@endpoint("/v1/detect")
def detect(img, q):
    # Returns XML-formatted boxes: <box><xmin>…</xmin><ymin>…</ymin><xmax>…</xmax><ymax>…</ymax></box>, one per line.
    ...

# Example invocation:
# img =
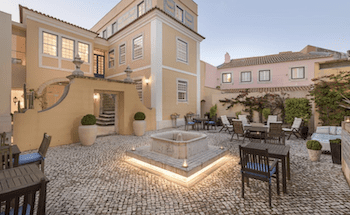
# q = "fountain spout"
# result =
<box><xmin>176</xmin><ymin>133</ymin><xmax>183</xmax><ymax>141</ymax></box>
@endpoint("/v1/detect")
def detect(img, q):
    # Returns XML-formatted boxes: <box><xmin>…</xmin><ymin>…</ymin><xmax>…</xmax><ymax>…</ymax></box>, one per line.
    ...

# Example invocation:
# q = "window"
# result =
<box><xmin>43</xmin><ymin>32</ymin><xmax>57</xmax><ymax>56</ymax></box>
<box><xmin>61</xmin><ymin>38</ymin><xmax>74</xmax><ymax>60</ymax></box>
<box><xmin>177</xmin><ymin>38</ymin><xmax>188</xmax><ymax>63</ymax></box>
<box><xmin>112</xmin><ymin>22</ymin><xmax>117</xmax><ymax>34</ymax></box>
<box><xmin>291</xmin><ymin>67</ymin><xmax>305</xmax><ymax>79</ymax></box>
<box><xmin>78</xmin><ymin>42</ymin><xmax>89</xmax><ymax>63</ymax></box>
<box><xmin>137</xmin><ymin>1</ymin><xmax>145</xmax><ymax>17</ymax></box>
<box><xmin>222</xmin><ymin>73</ymin><xmax>232</xmax><ymax>83</ymax></box>
<box><xmin>103</xmin><ymin>30</ymin><xmax>107</xmax><ymax>39</ymax></box>
<box><xmin>119</xmin><ymin>44</ymin><xmax>126</xmax><ymax>65</ymax></box>
<box><xmin>135</xmin><ymin>79</ymin><xmax>143</xmax><ymax>101</ymax></box>
<box><xmin>175</xmin><ymin>6</ymin><xmax>183</xmax><ymax>22</ymax></box>
<box><xmin>133</xmin><ymin>35</ymin><xmax>143</xmax><ymax>60</ymax></box>
<box><xmin>240</xmin><ymin>71</ymin><xmax>251</xmax><ymax>82</ymax></box>
<box><xmin>94</xmin><ymin>52</ymin><xmax>105</xmax><ymax>78</ymax></box>
<box><xmin>259</xmin><ymin>70</ymin><xmax>270</xmax><ymax>81</ymax></box>
<box><xmin>177</xmin><ymin>80</ymin><xmax>188</xmax><ymax>102</ymax></box>
<box><xmin>108</xmin><ymin>50</ymin><xmax>115</xmax><ymax>68</ymax></box>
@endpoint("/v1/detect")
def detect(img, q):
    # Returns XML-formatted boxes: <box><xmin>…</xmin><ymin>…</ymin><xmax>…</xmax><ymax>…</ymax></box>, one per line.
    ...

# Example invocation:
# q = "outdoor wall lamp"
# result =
<box><xmin>13</xmin><ymin>97</ymin><xmax>19</xmax><ymax>104</ymax></box>
<box><xmin>93</xmin><ymin>93</ymin><xmax>99</xmax><ymax>100</ymax></box>
<box><xmin>145</xmin><ymin>78</ymin><xmax>150</xmax><ymax>85</ymax></box>
<box><xmin>345</xmin><ymin>116</ymin><xmax>350</xmax><ymax>123</ymax></box>
<box><xmin>182</xmin><ymin>159</ymin><xmax>188</xmax><ymax>168</ymax></box>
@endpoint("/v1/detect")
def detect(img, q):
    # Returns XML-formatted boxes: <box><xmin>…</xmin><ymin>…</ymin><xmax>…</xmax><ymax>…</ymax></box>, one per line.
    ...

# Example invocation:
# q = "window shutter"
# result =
<box><xmin>133</xmin><ymin>36</ymin><xmax>143</xmax><ymax>60</ymax></box>
<box><xmin>177</xmin><ymin>39</ymin><xmax>188</xmax><ymax>63</ymax></box>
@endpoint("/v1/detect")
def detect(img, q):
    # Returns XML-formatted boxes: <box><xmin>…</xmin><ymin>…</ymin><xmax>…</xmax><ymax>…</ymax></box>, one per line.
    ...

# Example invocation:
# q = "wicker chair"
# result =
<box><xmin>0</xmin><ymin>145</ymin><xmax>13</xmax><ymax>170</ymax></box>
<box><xmin>239</xmin><ymin>146</ymin><xmax>280</xmax><ymax>207</ymax></box>
<box><xmin>266</xmin><ymin>122</ymin><xmax>285</xmax><ymax>145</ymax></box>
<box><xmin>18</xmin><ymin>133</ymin><xmax>51</xmax><ymax>173</ymax></box>
<box><xmin>231</xmin><ymin>120</ymin><xmax>250</xmax><ymax>142</ymax></box>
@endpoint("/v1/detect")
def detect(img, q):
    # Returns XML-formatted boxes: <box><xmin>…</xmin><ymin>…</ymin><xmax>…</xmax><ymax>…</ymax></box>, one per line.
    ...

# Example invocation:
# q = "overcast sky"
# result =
<box><xmin>2</xmin><ymin>0</ymin><xmax>350</xmax><ymax>66</ymax></box>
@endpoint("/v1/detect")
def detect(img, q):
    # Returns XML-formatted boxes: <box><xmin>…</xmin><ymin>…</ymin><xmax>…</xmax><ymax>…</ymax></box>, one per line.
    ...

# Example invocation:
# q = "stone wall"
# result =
<box><xmin>342</xmin><ymin>122</ymin><xmax>350</xmax><ymax>186</ymax></box>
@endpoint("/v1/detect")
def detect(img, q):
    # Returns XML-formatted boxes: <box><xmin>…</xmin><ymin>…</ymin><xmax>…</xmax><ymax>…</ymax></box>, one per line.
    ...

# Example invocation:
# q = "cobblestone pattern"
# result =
<box><xmin>27</xmin><ymin>128</ymin><xmax>350</xmax><ymax>214</ymax></box>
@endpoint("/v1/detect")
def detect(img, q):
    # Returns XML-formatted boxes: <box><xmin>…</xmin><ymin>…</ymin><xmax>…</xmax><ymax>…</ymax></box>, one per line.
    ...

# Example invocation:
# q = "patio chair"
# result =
<box><xmin>184</xmin><ymin>116</ymin><xmax>196</xmax><ymax>131</ymax></box>
<box><xmin>18</xmin><ymin>133</ymin><xmax>51</xmax><ymax>173</ymax></box>
<box><xmin>0</xmin><ymin>178</ymin><xmax>47</xmax><ymax>215</ymax></box>
<box><xmin>265</xmin><ymin>115</ymin><xmax>278</xmax><ymax>127</ymax></box>
<box><xmin>1</xmin><ymin>132</ymin><xmax>9</xmax><ymax>146</ymax></box>
<box><xmin>205</xmin><ymin>114</ymin><xmax>217</xmax><ymax>130</ymax></box>
<box><xmin>282</xmin><ymin>117</ymin><xmax>303</xmax><ymax>140</ymax></box>
<box><xmin>0</xmin><ymin>145</ymin><xmax>13</xmax><ymax>170</ymax></box>
<box><xmin>231</xmin><ymin>120</ymin><xmax>250</xmax><ymax>142</ymax></box>
<box><xmin>239</xmin><ymin>146</ymin><xmax>280</xmax><ymax>207</ymax></box>
<box><xmin>266</xmin><ymin>122</ymin><xmax>285</xmax><ymax>145</ymax></box>
<box><xmin>192</xmin><ymin>114</ymin><xmax>202</xmax><ymax>130</ymax></box>
<box><xmin>219</xmin><ymin>115</ymin><xmax>233</xmax><ymax>133</ymax></box>
<box><xmin>238</xmin><ymin>115</ymin><xmax>252</xmax><ymax>127</ymax></box>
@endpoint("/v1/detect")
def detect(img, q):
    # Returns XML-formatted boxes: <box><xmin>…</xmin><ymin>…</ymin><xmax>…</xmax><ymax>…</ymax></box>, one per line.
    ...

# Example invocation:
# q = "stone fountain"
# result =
<box><xmin>126</xmin><ymin>131</ymin><xmax>228</xmax><ymax>187</ymax></box>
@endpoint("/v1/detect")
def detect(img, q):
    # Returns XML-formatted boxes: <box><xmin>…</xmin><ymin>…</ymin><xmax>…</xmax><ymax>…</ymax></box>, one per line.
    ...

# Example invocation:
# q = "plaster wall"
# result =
<box><xmin>203</xmin><ymin>61</ymin><xmax>219</xmax><ymax>88</ymax></box>
<box><xmin>13</xmin><ymin>76</ymin><xmax>156</xmax><ymax>152</ymax></box>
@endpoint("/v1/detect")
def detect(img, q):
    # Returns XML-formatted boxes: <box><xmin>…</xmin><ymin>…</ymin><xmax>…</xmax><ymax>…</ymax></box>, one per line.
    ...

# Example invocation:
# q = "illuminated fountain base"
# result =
<box><xmin>126</xmin><ymin>131</ymin><xmax>228</xmax><ymax>187</ymax></box>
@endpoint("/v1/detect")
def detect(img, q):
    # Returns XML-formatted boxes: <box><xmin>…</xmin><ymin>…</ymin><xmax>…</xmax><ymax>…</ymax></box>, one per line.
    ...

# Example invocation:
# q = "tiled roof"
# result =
<box><xmin>222</xmin><ymin>86</ymin><xmax>311</xmax><ymax>93</ymax></box>
<box><xmin>218</xmin><ymin>52</ymin><xmax>332</xmax><ymax>69</ymax></box>
<box><xmin>19</xmin><ymin>5</ymin><xmax>98</xmax><ymax>35</ymax></box>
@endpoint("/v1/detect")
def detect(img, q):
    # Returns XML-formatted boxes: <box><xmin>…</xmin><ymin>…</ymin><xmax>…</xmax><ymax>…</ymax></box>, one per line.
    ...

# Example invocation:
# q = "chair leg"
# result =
<box><xmin>241</xmin><ymin>174</ymin><xmax>245</xmax><ymax>198</ymax></box>
<box><xmin>276</xmin><ymin>162</ymin><xmax>280</xmax><ymax>195</ymax></box>
<box><xmin>269</xmin><ymin>182</ymin><xmax>272</xmax><ymax>207</ymax></box>
<box><xmin>41</xmin><ymin>160</ymin><xmax>45</xmax><ymax>173</ymax></box>
<box><xmin>287</xmin><ymin>132</ymin><xmax>292</xmax><ymax>140</ymax></box>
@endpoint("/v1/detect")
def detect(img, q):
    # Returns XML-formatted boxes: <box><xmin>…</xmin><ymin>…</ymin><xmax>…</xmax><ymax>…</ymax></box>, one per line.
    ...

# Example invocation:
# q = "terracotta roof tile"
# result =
<box><xmin>19</xmin><ymin>5</ymin><xmax>98</xmax><ymax>35</ymax></box>
<box><xmin>222</xmin><ymin>85</ymin><xmax>311</xmax><ymax>93</ymax></box>
<box><xmin>218</xmin><ymin>52</ymin><xmax>332</xmax><ymax>69</ymax></box>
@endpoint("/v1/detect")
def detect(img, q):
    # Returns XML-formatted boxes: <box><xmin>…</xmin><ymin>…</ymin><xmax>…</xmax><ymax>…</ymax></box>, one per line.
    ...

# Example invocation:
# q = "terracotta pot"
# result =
<box><xmin>78</xmin><ymin>125</ymin><xmax>97</xmax><ymax>146</ymax></box>
<box><xmin>133</xmin><ymin>120</ymin><xmax>146</xmax><ymax>136</ymax></box>
<box><xmin>307</xmin><ymin>149</ymin><xmax>322</xmax><ymax>162</ymax></box>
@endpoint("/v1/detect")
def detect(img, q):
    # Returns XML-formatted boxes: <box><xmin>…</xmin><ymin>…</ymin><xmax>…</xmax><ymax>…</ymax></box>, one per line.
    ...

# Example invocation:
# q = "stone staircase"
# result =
<box><xmin>96</xmin><ymin>111</ymin><xmax>115</xmax><ymax>126</ymax></box>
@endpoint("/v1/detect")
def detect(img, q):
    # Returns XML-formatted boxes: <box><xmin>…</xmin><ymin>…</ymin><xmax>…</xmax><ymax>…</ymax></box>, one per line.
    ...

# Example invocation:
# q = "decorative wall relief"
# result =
<box><xmin>164</xmin><ymin>0</ymin><xmax>175</xmax><ymax>17</ymax></box>
<box><xmin>184</xmin><ymin>11</ymin><xmax>194</xmax><ymax>30</ymax></box>
<box><xmin>118</xmin><ymin>6</ymin><xmax>137</xmax><ymax>30</ymax></box>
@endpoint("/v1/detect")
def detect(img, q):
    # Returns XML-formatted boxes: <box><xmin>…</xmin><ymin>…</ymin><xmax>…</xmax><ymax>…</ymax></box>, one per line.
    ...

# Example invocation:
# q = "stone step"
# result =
<box><xmin>97</xmin><ymin>117</ymin><xmax>115</xmax><ymax>122</ymax></box>
<box><xmin>102</xmin><ymin>111</ymin><xmax>115</xmax><ymax>115</ymax></box>
<box><xmin>99</xmin><ymin>114</ymin><xmax>115</xmax><ymax>118</ymax></box>
<box><xmin>96</xmin><ymin>121</ymin><xmax>115</xmax><ymax>126</ymax></box>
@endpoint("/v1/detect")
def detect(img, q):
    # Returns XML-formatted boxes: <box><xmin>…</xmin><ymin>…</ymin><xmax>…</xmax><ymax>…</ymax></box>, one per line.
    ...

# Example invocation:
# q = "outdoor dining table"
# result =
<box><xmin>245</xmin><ymin>123</ymin><xmax>269</xmax><ymax>142</ymax></box>
<box><xmin>193</xmin><ymin>117</ymin><xmax>210</xmax><ymax>130</ymax></box>
<box><xmin>1</xmin><ymin>145</ymin><xmax>21</xmax><ymax>167</ymax></box>
<box><xmin>243</xmin><ymin>141</ymin><xmax>291</xmax><ymax>193</ymax></box>
<box><xmin>0</xmin><ymin>164</ymin><xmax>49</xmax><ymax>214</ymax></box>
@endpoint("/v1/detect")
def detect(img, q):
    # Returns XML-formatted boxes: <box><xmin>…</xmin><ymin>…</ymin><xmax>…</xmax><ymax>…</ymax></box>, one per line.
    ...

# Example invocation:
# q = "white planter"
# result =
<box><xmin>79</xmin><ymin>125</ymin><xmax>97</xmax><ymax>146</ymax></box>
<box><xmin>133</xmin><ymin>120</ymin><xmax>146</xmax><ymax>136</ymax></box>
<box><xmin>308</xmin><ymin>149</ymin><xmax>322</xmax><ymax>162</ymax></box>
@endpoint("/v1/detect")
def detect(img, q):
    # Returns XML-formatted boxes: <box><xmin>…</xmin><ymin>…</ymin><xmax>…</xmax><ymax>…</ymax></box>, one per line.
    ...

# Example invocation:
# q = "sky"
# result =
<box><xmin>2</xmin><ymin>0</ymin><xmax>350</xmax><ymax>66</ymax></box>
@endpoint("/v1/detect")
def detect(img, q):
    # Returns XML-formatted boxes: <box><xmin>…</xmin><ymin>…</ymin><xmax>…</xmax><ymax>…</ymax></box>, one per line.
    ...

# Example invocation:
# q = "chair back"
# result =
<box><xmin>1</xmin><ymin>132</ymin><xmax>8</xmax><ymax>146</ymax></box>
<box><xmin>267</xmin><ymin>115</ymin><xmax>278</xmax><ymax>126</ymax></box>
<box><xmin>269</xmin><ymin>122</ymin><xmax>282</xmax><ymax>136</ymax></box>
<box><xmin>221</xmin><ymin>115</ymin><xmax>230</xmax><ymax>126</ymax></box>
<box><xmin>38</xmin><ymin>133</ymin><xmax>51</xmax><ymax>158</ymax></box>
<box><xmin>0</xmin><ymin>178</ymin><xmax>47</xmax><ymax>215</ymax></box>
<box><xmin>239</xmin><ymin>146</ymin><xmax>270</xmax><ymax>178</ymax></box>
<box><xmin>291</xmin><ymin>118</ymin><xmax>303</xmax><ymax>129</ymax></box>
<box><xmin>238</xmin><ymin>115</ymin><xmax>249</xmax><ymax>125</ymax></box>
<box><xmin>232</xmin><ymin>120</ymin><xmax>244</xmax><ymax>135</ymax></box>
<box><xmin>0</xmin><ymin>145</ymin><xmax>13</xmax><ymax>170</ymax></box>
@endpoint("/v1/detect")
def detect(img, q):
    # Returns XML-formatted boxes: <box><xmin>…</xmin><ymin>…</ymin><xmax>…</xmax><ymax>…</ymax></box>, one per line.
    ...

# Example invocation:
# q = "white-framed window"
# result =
<box><xmin>175</xmin><ymin>5</ymin><xmax>183</xmax><ymax>22</ymax></box>
<box><xmin>241</xmin><ymin>71</ymin><xmax>251</xmax><ymax>82</ymax></box>
<box><xmin>259</xmin><ymin>70</ymin><xmax>270</xmax><ymax>82</ymax></box>
<box><xmin>291</xmin><ymin>67</ymin><xmax>305</xmax><ymax>79</ymax></box>
<box><xmin>119</xmin><ymin>43</ymin><xmax>126</xmax><ymax>65</ymax></box>
<box><xmin>78</xmin><ymin>42</ymin><xmax>90</xmax><ymax>63</ymax></box>
<box><xmin>43</xmin><ymin>32</ymin><xmax>58</xmax><ymax>56</ymax></box>
<box><xmin>135</xmin><ymin>79</ymin><xmax>143</xmax><ymax>101</ymax></box>
<box><xmin>222</xmin><ymin>73</ymin><xmax>232</xmax><ymax>83</ymax></box>
<box><xmin>61</xmin><ymin>37</ymin><xmax>74</xmax><ymax>60</ymax></box>
<box><xmin>176</xmin><ymin>38</ymin><xmax>188</xmax><ymax>63</ymax></box>
<box><xmin>133</xmin><ymin>35</ymin><xmax>143</xmax><ymax>60</ymax></box>
<box><xmin>108</xmin><ymin>50</ymin><xmax>115</xmax><ymax>68</ymax></box>
<box><xmin>112</xmin><ymin>22</ymin><xmax>117</xmax><ymax>34</ymax></box>
<box><xmin>137</xmin><ymin>1</ymin><xmax>145</xmax><ymax>17</ymax></box>
<box><xmin>103</xmin><ymin>30</ymin><xmax>107</xmax><ymax>39</ymax></box>
<box><xmin>177</xmin><ymin>79</ymin><xmax>188</xmax><ymax>102</ymax></box>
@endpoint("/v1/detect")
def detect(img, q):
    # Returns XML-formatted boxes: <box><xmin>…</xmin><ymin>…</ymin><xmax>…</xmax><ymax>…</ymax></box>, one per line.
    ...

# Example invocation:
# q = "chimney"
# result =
<box><xmin>225</xmin><ymin>52</ymin><xmax>230</xmax><ymax>63</ymax></box>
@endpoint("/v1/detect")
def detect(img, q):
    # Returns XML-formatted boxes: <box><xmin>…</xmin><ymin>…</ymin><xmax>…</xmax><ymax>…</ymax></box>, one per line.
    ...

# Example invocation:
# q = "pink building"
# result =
<box><xmin>206</xmin><ymin>45</ymin><xmax>344</xmax><ymax>91</ymax></box>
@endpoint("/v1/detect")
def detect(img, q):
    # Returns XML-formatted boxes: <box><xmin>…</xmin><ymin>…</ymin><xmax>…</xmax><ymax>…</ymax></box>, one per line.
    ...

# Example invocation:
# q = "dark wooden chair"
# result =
<box><xmin>266</xmin><ymin>123</ymin><xmax>285</xmax><ymax>145</ymax></box>
<box><xmin>184</xmin><ymin>116</ymin><xmax>196</xmax><ymax>131</ymax></box>
<box><xmin>239</xmin><ymin>146</ymin><xmax>280</xmax><ymax>207</ymax></box>
<box><xmin>231</xmin><ymin>120</ymin><xmax>250</xmax><ymax>142</ymax></box>
<box><xmin>1</xmin><ymin>132</ymin><xmax>8</xmax><ymax>146</ymax></box>
<box><xmin>205</xmin><ymin>114</ymin><xmax>217</xmax><ymax>130</ymax></box>
<box><xmin>0</xmin><ymin>145</ymin><xmax>13</xmax><ymax>170</ymax></box>
<box><xmin>0</xmin><ymin>178</ymin><xmax>47</xmax><ymax>215</ymax></box>
<box><xmin>18</xmin><ymin>133</ymin><xmax>51</xmax><ymax>173</ymax></box>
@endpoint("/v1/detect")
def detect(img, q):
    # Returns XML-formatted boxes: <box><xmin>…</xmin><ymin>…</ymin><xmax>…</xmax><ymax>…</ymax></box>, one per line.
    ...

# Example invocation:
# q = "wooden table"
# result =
<box><xmin>193</xmin><ymin>118</ymin><xmax>210</xmax><ymax>130</ymax></box>
<box><xmin>245</xmin><ymin>124</ymin><xmax>268</xmax><ymax>142</ymax></box>
<box><xmin>243</xmin><ymin>141</ymin><xmax>291</xmax><ymax>193</ymax></box>
<box><xmin>1</xmin><ymin>145</ymin><xmax>21</xmax><ymax>167</ymax></box>
<box><xmin>0</xmin><ymin>164</ymin><xmax>49</xmax><ymax>214</ymax></box>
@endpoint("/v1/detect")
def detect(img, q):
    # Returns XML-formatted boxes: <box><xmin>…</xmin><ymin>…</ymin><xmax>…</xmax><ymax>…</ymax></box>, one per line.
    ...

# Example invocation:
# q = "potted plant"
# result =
<box><xmin>262</xmin><ymin>108</ymin><xmax>271</xmax><ymax>125</ymax></box>
<box><xmin>330</xmin><ymin>138</ymin><xmax>341</xmax><ymax>164</ymax></box>
<box><xmin>235</xmin><ymin>111</ymin><xmax>242</xmax><ymax>119</ymax></box>
<box><xmin>133</xmin><ymin>112</ymin><xmax>146</xmax><ymax>136</ymax></box>
<box><xmin>209</xmin><ymin>104</ymin><xmax>217</xmax><ymax>119</ymax></box>
<box><xmin>306</xmin><ymin>140</ymin><xmax>322</xmax><ymax>162</ymax></box>
<box><xmin>79</xmin><ymin>114</ymin><xmax>97</xmax><ymax>146</ymax></box>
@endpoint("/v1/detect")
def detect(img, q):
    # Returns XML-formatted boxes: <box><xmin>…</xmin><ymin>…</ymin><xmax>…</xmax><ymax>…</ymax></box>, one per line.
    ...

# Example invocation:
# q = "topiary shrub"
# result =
<box><xmin>81</xmin><ymin>114</ymin><xmax>96</xmax><ymax>125</ymax></box>
<box><xmin>306</xmin><ymin>140</ymin><xmax>322</xmax><ymax>150</ymax></box>
<box><xmin>262</xmin><ymin>108</ymin><xmax>271</xmax><ymax>121</ymax></box>
<box><xmin>134</xmin><ymin>112</ymin><xmax>146</xmax><ymax>120</ymax></box>
<box><xmin>209</xmin><ymin>104</ymin><xmax>217</xmax><ymax>118</ymax></box>
<box><xmin>330</xmin><ymin>138</ymin><xmax>341</xmax><ymax>145</ymax></box>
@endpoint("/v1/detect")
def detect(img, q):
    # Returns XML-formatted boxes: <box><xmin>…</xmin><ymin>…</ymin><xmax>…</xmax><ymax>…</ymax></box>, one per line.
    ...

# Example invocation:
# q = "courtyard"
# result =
<box><xmin>38</xmin><ymin>128</ymin><xmax>350</xmax><ymax>214</ymax></box>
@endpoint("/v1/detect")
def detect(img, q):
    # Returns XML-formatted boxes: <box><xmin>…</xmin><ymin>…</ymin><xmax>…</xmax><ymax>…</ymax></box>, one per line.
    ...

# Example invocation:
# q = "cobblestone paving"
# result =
<box><xmin>35</xmin><ymin>127</ymin><xmax>350</xmax><ymax>214</ymax></box>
